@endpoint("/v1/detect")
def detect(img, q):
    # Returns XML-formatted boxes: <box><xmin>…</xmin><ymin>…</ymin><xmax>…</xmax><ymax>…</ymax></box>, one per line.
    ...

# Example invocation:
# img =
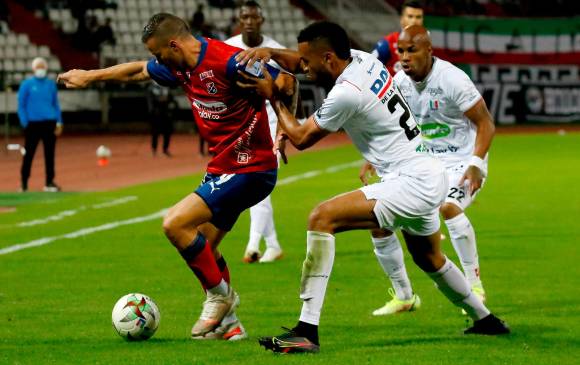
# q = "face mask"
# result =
<box><xmin>34</xmin><ymin>69</ymin><xmax>47</xmax><ymax>78</ymax></box>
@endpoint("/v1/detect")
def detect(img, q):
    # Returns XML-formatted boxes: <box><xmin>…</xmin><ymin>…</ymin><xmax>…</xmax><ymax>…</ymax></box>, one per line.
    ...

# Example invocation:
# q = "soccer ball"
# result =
<box><xmin>112</xmin><ymin>293</ymin><xmax>160</xmax><ymax>341</ymax></box>
<box><xmin>96</xmin><ymin>145</ymin><xmax>112</xmax><ymax>158</ymax></box>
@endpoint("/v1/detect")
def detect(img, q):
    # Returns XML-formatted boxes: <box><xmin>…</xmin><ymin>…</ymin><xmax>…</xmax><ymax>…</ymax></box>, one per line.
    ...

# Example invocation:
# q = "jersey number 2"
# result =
<box><xmin>388</xmin><ymin>94</ymin><xmax>420</xmax><ymax>140</ymax></box>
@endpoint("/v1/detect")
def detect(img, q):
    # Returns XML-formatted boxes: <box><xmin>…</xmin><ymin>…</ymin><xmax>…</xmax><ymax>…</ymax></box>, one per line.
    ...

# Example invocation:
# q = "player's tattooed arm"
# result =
<box><xmin>460</xmin><ymin>98</ymin><xmax>496</xmax><ymax>195</ymax></box>
<box><xmin>58</xmin><ymin>61</ymin><xmax>150</xmax><ymax>88</ymax></box>
<box><xmin>235</xmin><ymin>47</ymin><xmax>303</xmax><ymax>74</ymax></box>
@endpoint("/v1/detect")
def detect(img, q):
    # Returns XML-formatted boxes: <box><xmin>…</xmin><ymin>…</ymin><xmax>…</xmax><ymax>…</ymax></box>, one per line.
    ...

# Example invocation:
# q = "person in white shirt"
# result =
<box><xmin>225</xmin><ymin>0</ymin><xmax>284</xmax><ymax>263</ymax></box>
<box><xmin>235</xmin><ymin>21</ymin><xmax>508</xmax><ymax>354</ymax></box>
<box><xmin>367</xmin><ymin>25</ymin><xmax>496</xmax><ymax>316</ymax></box>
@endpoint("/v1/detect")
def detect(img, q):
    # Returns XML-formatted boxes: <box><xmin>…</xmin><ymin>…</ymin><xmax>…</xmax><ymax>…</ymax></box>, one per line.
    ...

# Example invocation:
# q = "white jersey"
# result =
<box><xmin>225</xmin><ymin>34</ymin><xmax>285</xmax><ymax>141</ymax></box>
<box><xmin>313</xmin><ymin>50</ymin><xmax>433</xmax><ymax>177</ymax></box>
<box><xmin>394</xmin><ymin>57</ymin><xmax>482</xmax><ymax>169</ymax></box>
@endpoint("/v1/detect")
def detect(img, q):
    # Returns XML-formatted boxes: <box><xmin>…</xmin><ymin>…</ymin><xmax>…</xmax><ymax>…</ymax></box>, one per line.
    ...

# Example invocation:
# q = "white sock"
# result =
<box><xmin>446</xmin><ymin>213</ymin><xmax>482</xmax><ymax>288</ymax></box>
<box><xmin>262</xmin><ymin>196</ymin><xmax>281</xmax><ymax>250</ymax></box>
<box><xmin>207</xmin><ymin>279</ymin><xmax>229</xmax><ymax>296</ymax></box>
<box><xmin>222</xmin><ymin>311</ymin><xmax>239</xmax><ymax>325</ymax></box>
<box><xmin>427</xmin><ymin>257</ymin><xmax>490</xmax><ymax>320</ymax></box>
<box><xmin>264</xmin><ymin>219</ymin><xmax>281</xmax><ymax>251</ymax></box>
<box><xmin>372</xmin><ymin>234</ymin><xmax>413</xmax><ymax>300</ymax></box>
<box><xmin>299</xmin><ymin>231</ymin><xmax>335</xmax><ymax>326</ymax></box>
<box><xmin>246</xmin><ymin>195</ymin><xmax>275</xmax><ymax>252</ymax></box>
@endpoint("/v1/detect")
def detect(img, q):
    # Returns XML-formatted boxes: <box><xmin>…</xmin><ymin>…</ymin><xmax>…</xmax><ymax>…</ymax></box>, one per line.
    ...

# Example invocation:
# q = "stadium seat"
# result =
<box><xmin>38</xmin><ymin>46</ymin><xmax>51</xmax><ymax>58</ymax></box>
<box><xmin>27</xmin><ymin>46</ymin><xmax>39</xmax><ymax>58</ymax></box>
<box><xmin>16</xmin><ymin>46</ymin><xmax>28</xmax><ymax>59</ymax></box>
<box><xmin>126</xmin><ymin>0</ymin><xmax>139</xmax><ymax>10</ymax></box>
<box><xmin>3</xmin><ymin>60</ymin><xmax>15</xmax><ymax>72</ymax></box>
<box><xmin>15</xmin><ymin>60</ymin><xmax>27</xmax><ymax>72</ymax></box>
<box><xmin>4</xmin><ymin>47</ymin><xmax>15</xmax><ymax>59</ymax></box>
<box><xmin>48</xmin><ymin>58</ymin><xmax>62</xmax><ymax>71</ymax></box>
<box><xmin>6</xmin><ymin>33</ymin><xmax>18</xmax><ymax>46</ymax></box>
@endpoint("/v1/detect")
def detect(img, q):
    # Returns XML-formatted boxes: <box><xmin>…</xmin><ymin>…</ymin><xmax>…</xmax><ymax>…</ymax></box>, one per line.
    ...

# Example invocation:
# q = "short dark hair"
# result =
<box><xmin>401</xmin><ymin>0</ymin><xmax>423</xmax><ymax>13</ymax></box>
<box><xmin>241</xmin><ymin>1</ymin><xmax>262</xmax><ymax>9</ymax></box>
<box><xmin>142</xmin><ymin>13</ymin><xmax>191</xmax><ymax>43</ymax></box>
<box><xmin>297</xmin><ymin>21</ymin><xmax>350</xmax><ymax>60</ymax></box>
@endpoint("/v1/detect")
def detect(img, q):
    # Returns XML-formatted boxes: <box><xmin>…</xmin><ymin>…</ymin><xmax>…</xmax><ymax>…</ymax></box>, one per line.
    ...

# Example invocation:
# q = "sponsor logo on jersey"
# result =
<box><xmin>427</xmin><ymin>145</ymin><xmax>460</xmax><ymax>154</ymax></box>
<box><xmin>206</xmin><ymin>82</ymin><xmax>218</xmax><ymax>95</ymax></box>
<box><xmin>199</xmin><ymin>70</ymin><xmax>214</xmax><ymax>81</ymax></box>
<box><xmin>370</xmin><ymin>69</ymin><xmax>393</xmax><ymax>100</ymax></box>
<box><xmin>420</xmin><ymin>122</ymin><xmax>451</xmax><ymax>139</ymax></box>
<box><xmin>192</xmin><ymin>99</ymin><xmax>227</xmax><ymax>120</ymax></box>
<box><xmin>428</xmin><ymin>87</ymin><xmax>444</xmax><ymax>96</ymax></box>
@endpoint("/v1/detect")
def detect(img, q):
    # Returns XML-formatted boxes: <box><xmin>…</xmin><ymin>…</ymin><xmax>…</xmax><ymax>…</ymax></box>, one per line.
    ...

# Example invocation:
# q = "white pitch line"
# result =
<box><xmin>277</xmin><ymin>160</ymin><xmax>363</xmax><ymax>185</ymax></box>
<box><xmin>15</xmin><ymin>196</ymin><xmax>138</xmax><ymax>227</ymax></box>
<box><xmin>92</xmin><ymin>196</ymin><xmax>138</xmax><ymax>209</ymax></box>
<box><xmin>0</xmin><ymin>210</ymin><xmax>167</xmax><ymax>256</ymax></box>
<box><xmin>0</xmin><ymin>161</ymin><xmax>362</xmax><ymax>256</ymax></box>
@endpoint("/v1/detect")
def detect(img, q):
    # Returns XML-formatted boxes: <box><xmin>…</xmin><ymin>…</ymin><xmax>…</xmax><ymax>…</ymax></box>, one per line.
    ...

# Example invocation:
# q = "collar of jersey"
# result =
<box><xmin>191</xmin><ymin>35</ymin><xmax>208</xmax><ymax>72</ymax></box>
<box><xmin>414</xmin><ymin>56</ymin><xmax>438</xmax><ymax>91</ymax></box>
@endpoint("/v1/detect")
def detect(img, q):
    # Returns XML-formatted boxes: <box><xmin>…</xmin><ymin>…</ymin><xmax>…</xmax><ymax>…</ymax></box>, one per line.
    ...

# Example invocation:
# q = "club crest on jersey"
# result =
<box><xmin>429</xmin><ymin>100</ymin><xmax>440</xmax><ymax>110</ymax></box>
<box><xmin>199</xmin><ymin>70</ymin><xmax>214</xmax><ymax>81</ymax></box>
<box><xmin>237</xmin><ymin>152</ymin><xmax>249</xmax><ymax>164</ymax></box>
<box><xmin>206</xmin><ymin>82</ymin><xmax>218</xmax><ymax>95</ymax></box>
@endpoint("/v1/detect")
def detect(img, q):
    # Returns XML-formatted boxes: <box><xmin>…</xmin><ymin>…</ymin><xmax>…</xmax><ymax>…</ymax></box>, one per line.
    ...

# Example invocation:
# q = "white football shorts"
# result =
<box><xmin>360</xmin><ymin>159</ymin><xmax>448</xmax><ymax>236</ymax></box>
<box><xmin>444</xmin><ymin>161</ymin><xmax>486</xmax><ymax>210</ymax></box>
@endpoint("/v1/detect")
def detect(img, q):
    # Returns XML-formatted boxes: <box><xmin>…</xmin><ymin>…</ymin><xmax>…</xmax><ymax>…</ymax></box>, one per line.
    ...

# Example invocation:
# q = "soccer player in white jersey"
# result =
<box><xmin>235</xmin><ymin>21</ymin><xmax>509</xmax><ymax>354</ymax></box>
<box><xmin>225</xmin><ymin>0</ymin><xmax>284</xmax><ymax>263</ymax></box>
<box><xmin>368</xmin><ymin>25</ymin><xmax>496</xmax><ymax>317</ymax></box>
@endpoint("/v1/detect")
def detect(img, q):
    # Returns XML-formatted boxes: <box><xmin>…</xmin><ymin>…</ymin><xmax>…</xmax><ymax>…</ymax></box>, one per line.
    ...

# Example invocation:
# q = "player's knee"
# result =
<box><xmin>440</xmin><ymin>203</ymin><xmax>462</xmax><ymax>220</ymax></box>
<box><xmin>162</xmin><ymin>209</ymin><xmax>182</xmax><ymax>243</ymax></box>
<box><xmin>371</xmin><ymin>228</ymin><xmax>392</xmax><ymax>239</ymax></box>
<box><xmin>308</xmin><ymin>203</ymin><xmax>335</xmax><ymax>233</ymax></box>
<box><xmin>410</xmin><ymin>249</ymin><xmax>444</xmax><ymax>272</ymax></box>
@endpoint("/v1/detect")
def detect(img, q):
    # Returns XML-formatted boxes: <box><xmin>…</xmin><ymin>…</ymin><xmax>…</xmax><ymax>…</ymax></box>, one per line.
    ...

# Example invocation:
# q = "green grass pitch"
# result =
<box><xmin>0</xmin><ymin>132</ymin><xmax>578</xmax><ymax>364</ymax></box>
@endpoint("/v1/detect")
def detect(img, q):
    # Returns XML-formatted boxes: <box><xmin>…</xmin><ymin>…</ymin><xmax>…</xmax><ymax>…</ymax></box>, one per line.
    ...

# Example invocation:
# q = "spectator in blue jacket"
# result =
<box><xmin>18</xmin><ymin>57</ymin><xmax>63</xmax><ymax>192</ymax></box>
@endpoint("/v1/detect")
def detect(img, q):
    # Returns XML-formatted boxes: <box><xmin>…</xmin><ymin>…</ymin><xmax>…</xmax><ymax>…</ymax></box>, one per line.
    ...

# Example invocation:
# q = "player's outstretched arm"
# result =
<box><xmin>460</xmin><ymin>98</ymin><xmax>496</xmax><ymax>195</ymax></box>
<box><xmin>235</xmin><ymin>47</ymin><xmax>303</xmax><ymax>74</ymax></box>
<box><xmin>57</xmin><ymin>61</ymin><xmax>150</xmax><ymax>88</ymax></box>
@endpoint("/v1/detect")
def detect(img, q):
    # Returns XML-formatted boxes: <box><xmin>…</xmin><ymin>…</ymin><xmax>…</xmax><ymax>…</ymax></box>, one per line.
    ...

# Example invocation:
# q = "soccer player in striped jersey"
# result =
<box><xmin>58</xmin><ymin>13</ymin><xmax>296</xmax><ymax>341</ymax></box>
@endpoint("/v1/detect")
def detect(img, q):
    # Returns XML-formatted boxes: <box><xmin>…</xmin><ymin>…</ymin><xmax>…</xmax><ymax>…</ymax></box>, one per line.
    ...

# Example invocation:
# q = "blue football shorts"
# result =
<box><xmin>195</xmin><ymin>169</ymin><xmax>277</xmax><ymax>231</ymax></box>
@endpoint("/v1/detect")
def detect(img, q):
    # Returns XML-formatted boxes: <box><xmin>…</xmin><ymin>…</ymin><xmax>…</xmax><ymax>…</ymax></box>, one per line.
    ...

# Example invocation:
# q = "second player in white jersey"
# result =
<box><xmin>394</xmin><ymin>57</ymin><xmax>482</xmax><ymax>170</ymax></box>
<box><xmin>225</xmin><ymin>1</ymin><xmax>285</xmax><ymax>264</ymax></box>
<box><xmin>371</xmin><ymin>25</ymin><xmax>497</xmax><ymax>318</ymax></box>
<box><xmin>226</xmin><ymin>33</ymin><xmax>284</xmax><ymax>141</ymax></box>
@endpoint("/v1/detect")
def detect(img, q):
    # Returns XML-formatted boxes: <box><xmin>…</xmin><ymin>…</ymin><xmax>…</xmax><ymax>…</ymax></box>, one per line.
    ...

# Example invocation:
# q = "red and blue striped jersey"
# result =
<box><xmin>147</xmin><ymin>36</ymin><xmax>279</xmax><ymax>174</ymax></box>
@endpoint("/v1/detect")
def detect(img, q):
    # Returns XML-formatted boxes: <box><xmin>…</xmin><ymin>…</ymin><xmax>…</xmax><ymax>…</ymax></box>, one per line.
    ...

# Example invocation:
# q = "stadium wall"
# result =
<box><xmin>427</xmin><ymin>16</ymin><xmax>580</xmax><ymax>124</ymax></box>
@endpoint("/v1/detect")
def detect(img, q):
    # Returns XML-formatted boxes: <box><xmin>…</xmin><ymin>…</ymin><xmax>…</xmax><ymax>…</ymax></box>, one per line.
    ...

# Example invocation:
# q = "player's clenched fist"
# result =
<box><xmin>57</xmin><ymin>69</ymin><xmax>93</xmax><ymax>88</ymax></box>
